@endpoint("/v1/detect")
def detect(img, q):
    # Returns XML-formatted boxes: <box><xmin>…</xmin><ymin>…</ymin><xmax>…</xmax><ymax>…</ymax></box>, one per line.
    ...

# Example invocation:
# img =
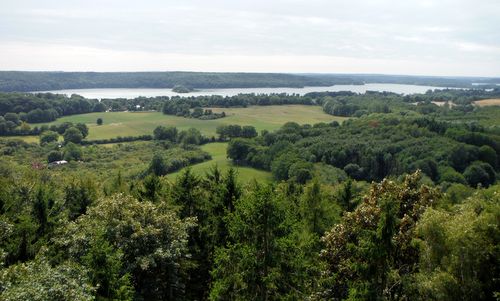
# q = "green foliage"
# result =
<box><xmin>321</xmin><ymin>92</ymin><xmax>401</xmax><ymax>117</ymax></box>
<box><xmin>148</xmin><ymin>153</ymin><xmax>168</xmax><ymax>176</ymax></box>
<box><xmin>336</xmin><ymin>178</ymin><xmax>356</xmax><ymax>211</ymax></box>
<box><xmin>300</xmin><ymin>179</ymin><xmax>338</xmax><ymax>236</ymax></box>
<box><xmin>39</xmin><ymin>130</ymin><xmax>58</xmax><ymax>145</ymax></box>
<box><xmin>178</xmin><ymin>128</ymin><xmax>204</xmax><ymax>145</ymax></box>
<box><xmin>153</xmin><ymin>125</ymin><xmax>178</xmax><ymax>142</ymax></box>
<box><xmin>63</xmin><ymin>127</ymin><xmax>83</xmax><ymax>144</ymax></box>
<box><xmin>210</xmin><ymin>183</ymin><xmax>309</xmax><ymax>300</ymax></box>
<box><xmin>147</xmin><ymin>147</ymin><xmax>211</xmax><ymax>176</ymax></box>
<box><xmin>227</xmin><ymin>114</ymin><xmax>499</xmax><ymax>187</ymax></box>
<box><xmin>171</xmin><ymin>168</ymin><xmax>201</xmax><ymax>218</ymax></box>
<box><xmin>316</xmin><ymin>171</ymin><xmax>439</xmax><ymax>300</ymax></box>
<box><xmin>227</xmin><ymin>138</ymin><xmax>256</xmax><ymax>162</ymax></box>
<box><xmin>288</xmin><ymin>160</ymin><xmax>314</xmax><ymax>184</ymax></box>
<box><xmin>217</xmin><ymin>124</ymin><xmax>258</xmax><ymax>140</ymax></box>
<box><xmin>3</xmin><ymin>113</ymin><xmax>20</xmax><ymax>125</ymax></box>
<box><xmin>64</xmin><ymin>179</ymin><xmax>97</xmax><ymax>220</ymax></box>
<box><xmin>478</xmin><ymin>145</ymin><xmax>498</xmax><ymax>169</ymax></box>
<box><xmin>241</xmin><ymin>125</ymin><xmax>258</xmax><ymax>138</ymax></box>
<box><xmin>191</xmin><ymin>107</ymin><xmax>204</xmax><ymax>117</ymax></box>
<box><xmin>443</xmin><ymin>183</ymin><xmax>475</xmax><ymax>205</ymax></box>
<box><xmin>63</xmin><ymin>142</ymin><xmax>82</xmax><ymax>161</ymax></box>
<box><xmin>96</xmin><ymin>117</ymin><xmax>103</xmax><ymax>125</ymax></box>
<box><xmin>136</xmin><ymin>174</ymin><xmax>163</xmax><ymax>203</ymax></box>
<box><xmin>313</xmin><ymin>163</ymin><xmax>348</xmax><ymax>184</ymax></box>
<box><xmin>75</xmin><ymin>123</ymin><xmax>89</xmax><ymax>138</ymax></box>
<box><xmin>0</xmin><ymin>255</ymin><xmax>95</xmax><ymax>301</ymax></box>
<box><xmin>438</xmin><ymin>166</ymin><xmax>467</xmax><ymax>185</ymax></box>
<box><xmin>81</xmin><ymin>233</ymin><xmax>134</xmax><ymax>300</ymax></box>
<box><xmin>463</xmin><ymin>161</ymin><xmax>496</xmax><ymax>187</ymax></box>
<box><xmin>172</xmin><ymin>84</ymin><xmax>192</xmax><ymax>93</ymax></box>
<box><xmin>0</xmin><ymin>146</ymin><xmax>498</xmax><ymax>300</ymax></box>
<box><xmin>413</xmin><ymin>187</ymin><xmax>500</xmax><ymax>300</ymax></box>
<box><xmin>0</xmin><ymin>93</ymin><xmax>97</xmax><ymax>123</ymax></box>
<box><xmin>47</xmin><ymin>150</ymin><xmax>63</xmax><ymax>163</ymax></box>
<box><xmin>54</xmin><ymin>193</ymin><xmax>196</xmax><ymax>300</ymax></box>
<box><xmin>343</xmin><ymin>163</ymin><xmax>365</xmax><ymax>180</ymax></box>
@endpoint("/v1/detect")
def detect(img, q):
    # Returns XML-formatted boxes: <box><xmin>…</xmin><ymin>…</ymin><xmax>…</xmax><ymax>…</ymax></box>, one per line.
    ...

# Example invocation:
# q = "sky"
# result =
<box><xmin>0</xmin><ymin>0</ymin><xmax>499</xmax><ymax>77</ymax></box>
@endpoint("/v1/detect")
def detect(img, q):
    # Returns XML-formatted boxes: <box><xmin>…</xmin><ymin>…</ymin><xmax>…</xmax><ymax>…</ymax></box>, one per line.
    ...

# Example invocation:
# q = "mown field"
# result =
<box><xmin>37</xmin><ymin>105</ymin><xmax>345</xmax><ymax>140</ymax></box>
<box><xmin>167</xmin><ymin>142</ymin><xmax>272</xmax><ymax>182</ymax></box>
<box><xmin>474</xmin><ymin>98</ymin><xmax>500</xmax><ymax>107</ymax></box>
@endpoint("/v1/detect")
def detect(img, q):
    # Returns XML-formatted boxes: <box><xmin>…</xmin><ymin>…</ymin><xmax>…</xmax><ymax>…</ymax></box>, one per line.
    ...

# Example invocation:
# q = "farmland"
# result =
<box><xmin>474</xmin><ymin>98</ymin><xmax>500</xmax><ymax>107</ymax></box>
<box><xmin>36</xmin><ymin>105</ymin><xmax>345</xmax><ymax>140</ymax></box>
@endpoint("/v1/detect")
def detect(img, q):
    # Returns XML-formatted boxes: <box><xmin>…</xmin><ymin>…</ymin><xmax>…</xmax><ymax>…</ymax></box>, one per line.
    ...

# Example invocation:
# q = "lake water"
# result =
<box><xmin>40</xmin><ymin>83</ymin><xmax>460</xmax><ymax>99</ymax></box>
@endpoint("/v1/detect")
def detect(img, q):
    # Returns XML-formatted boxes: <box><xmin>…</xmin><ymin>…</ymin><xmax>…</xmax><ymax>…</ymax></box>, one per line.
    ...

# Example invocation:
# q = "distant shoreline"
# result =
<box><xmin>1</xmin><ymin>71</ymin><xmax>498</xmax><ymax>93</ymax></box>
<box><xmin>28</xmin><ymin>83</ymin><xmax>466</xmax><ymax>100</ymax></box>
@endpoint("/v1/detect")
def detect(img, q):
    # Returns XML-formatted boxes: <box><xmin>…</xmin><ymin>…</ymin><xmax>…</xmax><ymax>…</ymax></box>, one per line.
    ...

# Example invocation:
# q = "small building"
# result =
<box><xmin>48</xmin><ymin>160</ymin><xmax>68</xmax><ymax>167</ymax></box>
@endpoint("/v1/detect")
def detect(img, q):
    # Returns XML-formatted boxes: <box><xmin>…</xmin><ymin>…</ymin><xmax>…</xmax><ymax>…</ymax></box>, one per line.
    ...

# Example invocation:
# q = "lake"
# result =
<box><xmin>39</xmin><ymin>83</ymin><xmax>460</xmax><ymax>99</ymax></box>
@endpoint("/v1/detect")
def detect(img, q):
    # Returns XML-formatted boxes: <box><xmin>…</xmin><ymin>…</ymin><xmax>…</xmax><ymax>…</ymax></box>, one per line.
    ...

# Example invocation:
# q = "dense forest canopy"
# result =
<box><xmin>226</xmin><ymin>114</ymin><xmax>499</xmax><ymax>187</ymax></box>
<box><xmin>0</xmin><ymin>156</ymin><xmax>498</xmax><ymax>300</ymax></box>
<box><xmin>0</xmin><ymin>71</ymin><xmax>349</xmax><ymax>92</ymax></box>
<box><xmin>0</xmin><ymin>71</ymin><xmax>499</xmax><ymax>92</ymax></box>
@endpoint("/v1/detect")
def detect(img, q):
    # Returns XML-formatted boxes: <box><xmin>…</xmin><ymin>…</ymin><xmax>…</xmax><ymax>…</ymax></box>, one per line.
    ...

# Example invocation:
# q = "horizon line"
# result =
<box><xmin>0</xmin><ymin>70</ymin><xmax>499</xmax><ymax>79</ymax></box>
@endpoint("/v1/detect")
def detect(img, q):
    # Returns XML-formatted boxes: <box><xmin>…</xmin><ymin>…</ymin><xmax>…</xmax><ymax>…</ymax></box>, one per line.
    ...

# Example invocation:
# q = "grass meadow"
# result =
<box><xmin>37</xmin><ymin>105</ymin><xmax>346</xmax><ymax>140</ymax></box>
<box><xmin>166</xmin><ymin>142</ymin><xmax>272</xmax><ymax>183</ymax></box>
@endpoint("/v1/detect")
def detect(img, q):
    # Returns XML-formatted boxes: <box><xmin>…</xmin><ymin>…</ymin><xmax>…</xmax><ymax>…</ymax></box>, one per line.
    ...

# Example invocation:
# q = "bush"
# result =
<box><xmin>153</xmin><ymin>126</ymin><xmax>178</xmax><ymax>142</ymax></box>
<box><xmin>241</xmin><ymin>126</ymin><xmax>258</xmax><ymax>138</ymax></box>
<box><xmin>438</xmin><ymin>166</ymin><xmax>467</xmax><ymax>184</ymax></box>
<box><xmin>40</xmin><ymin>131</ymin><xmax>59</xmax><ymax>145</ymax></box>
<box><xmin>344</xmin><ymin>163</ymin><xmax>364</xmax><ymax>180</ymax></box>
<box><xmin>149</xmin><ymin>153</ymin><xmax>168</xmax><ymax>176</ymax></box>
<box><xmin>81</xmin><ymin>135</ymin><xmax>152</xmax><ymax>145</ymax></box>
<box><xmin>463</xmin><ymin>162</ymin><xmax>496</xmax><ymax>187</ymax></box>
<box><xmin>63</xmin><ymin>127</ymin><xmax>83</xmax><ymax>144</ymax></box>
<box><xmin>288</xmin><ymin>161</ymin><xmax>313</xmax><ymax>184</ymax></box>
<box><xmin>64</xmin><ymin>142</ymin><xmax>83</xmax><ymax>161</ymax></box>
<box><xmin>4</xmin><ymin>112</ymin><xmax>20</xmax><ymax>125</ymax></box>
<box><xmin>47</xmin><ymin>150</ymin><xmax>63</xmax><ymax>163</ymax></box>
<box><xmin>478</xmin><ymin>145</ymin><xmax>497</xmax><ymax>168</ymax></box>
<box><xmin>178</xmin><ymin>128</ymin><xmax>203</xmax><ymax>145</ymax></box>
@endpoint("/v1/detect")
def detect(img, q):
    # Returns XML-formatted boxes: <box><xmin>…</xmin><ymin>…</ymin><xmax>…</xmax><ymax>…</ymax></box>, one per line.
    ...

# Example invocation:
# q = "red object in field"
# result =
<box><xmin>31</xmin><ymin>161</ymin><xmax>44</xmax><ymax>170</ymax></box>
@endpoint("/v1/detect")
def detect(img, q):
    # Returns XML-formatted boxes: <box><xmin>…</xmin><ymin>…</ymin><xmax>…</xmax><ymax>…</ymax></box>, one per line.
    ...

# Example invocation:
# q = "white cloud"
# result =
<box><xmin>456</xmin><ymin>42</ymin><xmax>500</xmax><ymax>53</ymax></box>
<box><xmin>0</xmin><ymin>0</ymin><xmax>499</xmax><ymax>76</ymax></box>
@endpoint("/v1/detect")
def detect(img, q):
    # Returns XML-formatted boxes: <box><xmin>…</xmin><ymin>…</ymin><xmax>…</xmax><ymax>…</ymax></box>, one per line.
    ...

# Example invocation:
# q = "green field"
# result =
<box><xmin>167</xmin><ymin>142</ymin><xmax>272</xmax><ymax>182</ymax></box>
<box><xmin>0</xmin><ymin>135</ymin><xmax>40</xmax><ymax>143</ymax></box>
<box><xmin>15</xmin><ymin>105</ymin><xmax>342</xmax><ymax>181</ymax></box>
<box><xmin>37</xmin><ymin>105</ymin><xmax>345</xmax><ymax>140</ymax></box>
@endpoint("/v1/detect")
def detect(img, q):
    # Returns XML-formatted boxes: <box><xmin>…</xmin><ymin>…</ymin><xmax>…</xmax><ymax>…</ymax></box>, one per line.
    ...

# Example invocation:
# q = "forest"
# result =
<box><xmin>226</xmin><ymin>115</ymin><xmax>499</xmax><ymax>186</ymax></box>
<box><xmin>0</xmin><ymin>87</ymin><xmax>499</xmax><ymax>300</ymax></box>
<box><xmin>0</xmin><ymin>71</ymin><xmax>498</xmax><ymax>92</ymax></box>
<box><xmin>0</xmin><ymin>71</ymin><xmax>346</xmax><ymax>92</ymax></box>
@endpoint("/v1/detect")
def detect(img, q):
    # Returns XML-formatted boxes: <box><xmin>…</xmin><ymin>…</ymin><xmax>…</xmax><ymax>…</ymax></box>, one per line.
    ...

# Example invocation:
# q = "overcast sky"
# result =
<box><xmin>0</xmin><ymin>0</ymin><xmax>499</xmax><ymax>76</ymax></box>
